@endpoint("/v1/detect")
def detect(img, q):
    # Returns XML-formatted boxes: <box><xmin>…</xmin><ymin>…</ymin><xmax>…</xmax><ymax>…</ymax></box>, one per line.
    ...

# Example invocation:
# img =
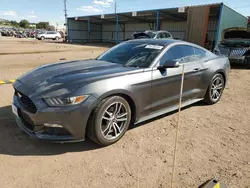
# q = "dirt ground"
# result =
<box><xmin>0</xmin><ymin>37</ymin><xmax>249</xmax><ymax>188</ymax></box>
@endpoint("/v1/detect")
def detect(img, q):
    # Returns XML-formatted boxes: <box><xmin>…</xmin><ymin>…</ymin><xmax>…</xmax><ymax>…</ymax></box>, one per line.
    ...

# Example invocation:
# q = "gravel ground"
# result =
<box><xmin>0</xmin><ymin>37</ymin><xmax>249</xmax><ymax>188</ymax></box>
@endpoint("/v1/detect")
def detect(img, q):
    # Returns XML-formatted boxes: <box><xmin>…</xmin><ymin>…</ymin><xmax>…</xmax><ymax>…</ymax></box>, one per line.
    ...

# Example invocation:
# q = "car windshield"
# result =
<box><xmin>97</xmin><ymin>42</ymin><xmax>163</xmax><ymax>68</ymax></box>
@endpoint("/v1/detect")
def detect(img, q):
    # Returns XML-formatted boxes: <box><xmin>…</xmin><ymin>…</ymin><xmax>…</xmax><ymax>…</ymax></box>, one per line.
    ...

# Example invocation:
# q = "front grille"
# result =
<box><xmin>15</xmin><ymin>90</ymin><xmax>37</xmax><ymax>114</ymax></box>
<box><xmin>18</xmin><ymin>110</ymin><xmax>35</xmax><ymax>131</ymax></box>
<box><xmin>229</xmin><ymin>48</ymin><xmax>247</xmax><ymax>57</ymax></box>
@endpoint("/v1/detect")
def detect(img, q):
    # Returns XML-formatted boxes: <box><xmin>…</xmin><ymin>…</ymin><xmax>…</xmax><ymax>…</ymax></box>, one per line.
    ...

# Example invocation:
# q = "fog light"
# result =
<box><xmin>44</xmin><ymin>123</ymin><xmax>63</xmax><ymax>128</ymax></box>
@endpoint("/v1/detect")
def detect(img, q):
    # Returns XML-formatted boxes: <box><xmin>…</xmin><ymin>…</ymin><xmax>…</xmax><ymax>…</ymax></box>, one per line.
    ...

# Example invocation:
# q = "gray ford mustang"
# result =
<box><xmin>12</xmin><ymin>39</ymin><xmax>230</xmax><ymax>146</ymax></box>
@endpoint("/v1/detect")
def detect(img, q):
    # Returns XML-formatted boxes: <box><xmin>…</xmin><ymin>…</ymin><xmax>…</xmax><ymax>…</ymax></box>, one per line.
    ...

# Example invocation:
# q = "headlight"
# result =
<box><xmin>44</xmin><ymin>95</ymin><xmax>89</xmax><ymax>107</ymax></box>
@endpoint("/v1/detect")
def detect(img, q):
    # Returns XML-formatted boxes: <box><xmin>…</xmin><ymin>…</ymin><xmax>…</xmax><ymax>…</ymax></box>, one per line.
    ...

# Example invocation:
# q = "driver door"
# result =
<box><xmin>150</xmin><ymin>44</ymin><xmax>203</xmax><ymax>113</ymax></box>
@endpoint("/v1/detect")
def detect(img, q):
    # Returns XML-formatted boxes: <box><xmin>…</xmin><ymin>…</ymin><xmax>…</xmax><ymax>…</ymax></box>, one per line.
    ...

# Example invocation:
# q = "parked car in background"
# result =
<box><xmin>126</xmin><ymin>30</ymin><xmax>173</xmax><ymax>41</ymax></box>
<box><xmin>135</xmin><ymin>30</ymin><xmax>173</xmax><ymax>39</ymax></box>
<box><xmin>36</xmin><ymin>31</ymin><xmax>61</xmax><ymax>40</ymax></box>
<box><xmin>13</xmin><ymin>39</ymin><xmax>230</xmax><ymax>146</ymax></box>
<box><xmin>214</xmin><ymin>27</ymin><xmax>250</xmax><ymax>66</ymax></box>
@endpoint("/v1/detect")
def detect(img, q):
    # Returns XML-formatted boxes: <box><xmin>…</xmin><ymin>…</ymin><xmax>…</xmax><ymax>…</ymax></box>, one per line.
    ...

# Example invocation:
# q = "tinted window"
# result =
<box><xmin>98</xmin><ymin>43</ymin><xmax>163</xmax><ymax>68</ymax></box>
<box><xmin>165</xmin><ymin>32</ymin><xmax>171</xmax><ymax>38</ymax></box>
<box><xmin>160</xmin><ymin>45</ymin><xmax>195</xmax><ymax>64</ymax></box>
<box><xmin>194</xmin><ymin>47</ymin><xmax>207</xmax><ymax>59</ymax></box>
<box><xmin>162</xmin><ymin>32</ymin><xmax>171</xmax><ymax>38</ymax></box>
<box><xmin>47</xmin><ymin>31</ymin><xmax>53</xmax><ymax>34</ymax></box>
<box><xmin>156</xmin><ymin>33</ymin><xmax>164</xmax><ymax>39</ymax></box>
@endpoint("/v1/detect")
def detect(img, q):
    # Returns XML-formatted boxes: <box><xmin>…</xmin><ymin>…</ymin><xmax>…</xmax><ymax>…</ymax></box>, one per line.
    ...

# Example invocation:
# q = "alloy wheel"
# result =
<box><xmin>210</xmin><ymin>74</ymin><xmax>224</xmax><ymax>102</ymax></box>
<box><xmin>100</xmin><ymin>102</ymin><xmax>128</xmax><ymax>140</ymax></box>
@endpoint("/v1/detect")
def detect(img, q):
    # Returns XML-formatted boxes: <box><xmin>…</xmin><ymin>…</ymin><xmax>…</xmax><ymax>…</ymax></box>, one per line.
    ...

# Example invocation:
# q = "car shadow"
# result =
<box><xmin>0</xmin><ymin>105</ymin><xmax>101</xmax><ymax>156</ymax></box>
<box><xmin>0</xmin><ymin>101</ymin><xmax>205</xmax><ymax>156</ymax></box>
<box><xmin>130</xmin><ymin>101</ymin><xmax>205</xmax><ymax>130</ymax></box>
<box><xmin>230</xmin><ymin>63</ymin><xmax>250</xmax><ymax>69</ymax></box>
<box><xmin>45</xmin><ymin>40</ymin><xmax>114</xmax><ymax>48</ymax></box>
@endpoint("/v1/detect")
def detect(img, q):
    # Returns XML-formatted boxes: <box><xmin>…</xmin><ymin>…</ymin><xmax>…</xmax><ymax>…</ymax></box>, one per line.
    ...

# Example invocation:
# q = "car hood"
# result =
<box><xmin>221</xmin><ymin>27</ymin><xmax>250</xmax><ymax>47</ymax></box>
<box><xmin>16</xmin><ymin>60</ymin><xmax>142</xmax><ymax>97</ymax></box>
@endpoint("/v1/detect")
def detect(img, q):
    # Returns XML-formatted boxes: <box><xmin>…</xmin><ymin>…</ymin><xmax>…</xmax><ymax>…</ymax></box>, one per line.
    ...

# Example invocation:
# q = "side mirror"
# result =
<box><xmin>157</xmin><ymin>60</ymin><xmax>180</xmax><ymax>70</ymax></box>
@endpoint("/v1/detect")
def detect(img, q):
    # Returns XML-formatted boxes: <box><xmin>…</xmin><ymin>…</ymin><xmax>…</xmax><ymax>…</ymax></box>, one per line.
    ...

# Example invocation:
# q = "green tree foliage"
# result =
<box><xmin>19</xmin><ymin>19</ymin><xmax>29</xmax><ymax>28</ymax></box>
<box><xmin>36</xmin><ymin>22</ymin><xmax>49</xmax><ymax>29</ymax></box>
<box><xmin>10</xmin><ymin>20</ymin><xmax>20</xmax><ymax>27</ymax></box>
<box><xmin>47</xmin><ymin>25</ymin><xmax>55</xmax><ymax>31</ymax></box>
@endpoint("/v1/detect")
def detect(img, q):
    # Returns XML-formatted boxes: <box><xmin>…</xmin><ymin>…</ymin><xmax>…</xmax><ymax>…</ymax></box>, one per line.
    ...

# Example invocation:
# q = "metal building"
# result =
<box><xmin>67</xmin><ymin>3</ymin><xmax>248</xmax><ymax>50</ymax></box>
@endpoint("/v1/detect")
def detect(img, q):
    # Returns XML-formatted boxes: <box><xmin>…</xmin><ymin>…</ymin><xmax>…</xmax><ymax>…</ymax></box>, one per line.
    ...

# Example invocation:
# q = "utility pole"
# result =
<box><xmin>115</xmin><ymin>0</ymin><xmax>116</xmax><ymax>14</ymax></box>
<box><xmin>63</xmin><ymin>0</ymin><xmax>68</xmax><ymax>40</ymax></box>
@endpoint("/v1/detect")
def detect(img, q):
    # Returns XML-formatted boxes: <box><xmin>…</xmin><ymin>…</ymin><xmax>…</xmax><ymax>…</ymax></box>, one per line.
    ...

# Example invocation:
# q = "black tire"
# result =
<box><xmin>41</xmin><ymin>36</ymin><xmax>45</xmax><ymax>40</ymax></box>
<box><xmin>87</xmin><ymin>96</ymin><xmax>131</xmax><ymax>146</ymax></box>
<box><xmin>55</xmin><ymin>37</ymin><xmax>59</xmax><ymax>41</ymax></box>
<box><xmin>204</xmin><ymin>73</ymin><xmax>225</xmax><ymax>105</ymax></box>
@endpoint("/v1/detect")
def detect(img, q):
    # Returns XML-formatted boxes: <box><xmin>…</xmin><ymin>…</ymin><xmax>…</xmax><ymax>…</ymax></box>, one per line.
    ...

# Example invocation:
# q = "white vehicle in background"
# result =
<box><xmin>125</xmin><ymin>30</ymin><xmax>173</xmax><ymax>41</ymax></box>
<box><xmin>36</xmin><ymin>31</ymin><xmax>61</xmax><ymax>40</ymax></box>
<box><xmin>133</xmin><ymin>30</ymin><xmax>173</xmax><ymax>39</ymax></box>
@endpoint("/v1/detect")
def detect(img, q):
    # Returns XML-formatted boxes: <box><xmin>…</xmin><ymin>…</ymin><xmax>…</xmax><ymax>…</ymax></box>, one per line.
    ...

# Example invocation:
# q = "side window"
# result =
<box><xmin>160</xmin><ymin>45</ymin><xmax>195</xmax><ymax>64</ymax></box>
<box><xmin>162</xmin><ymin>32</ymin><xmax>170</xmax><ymax>38</ymax></box>
<box><xmin>165</xmin><ymin>32</ymin><xmax>171</xmax><ymax>38</ymax></box>
<box><xmin>194</xmin><ymin>47</ymin><xmax>207</xmax><ymax>59</ymax></box>
<box><xmin>157</xmin><ymin>33</ymin><xmax>163</xmax><ymax>39</ymax></box>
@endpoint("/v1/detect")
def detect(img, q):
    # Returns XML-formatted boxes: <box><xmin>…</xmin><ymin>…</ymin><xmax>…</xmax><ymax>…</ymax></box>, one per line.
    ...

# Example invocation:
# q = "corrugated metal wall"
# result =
<box><xmin>161</xmin><ymin>21</ymin><xmax>187</xmax><ymax>40</ymax></box>
<box><xmin>186</xmin><ymin>5</ymin><xmax>210</xmax><ymax>46</ymax></box>
<box><xmin>101</xmin><ymin>22</ymin><xmax>188</xmax><ymax>42</ymax></box>
<box><xmin>90</xmin><ymin>23</ymin><xmax>102</xmax><ymax>42</ymax></box>
<box><xmin>216</xmin><ymin>4</ymin><xmax>248</xmax><ymax>45</ymax></box>
<box><xmin>68</xmin><ymin>5</ymin><xmax>247</xmax><ymax>46</ymax></box>
<box><xmin>68</xmin><ymin>19</ymin><xmax>88</xmax><ymax>42</ymax></box>
<box><xmin>125</xmin><ymin>23</ymin><xmax>153</xmax><ymax>39</ymax></box>
<box><xmin>67</xmin><ymin>19</ymin><xmax>102</xmax><ymax>42</ymax></box>
<box><xmin>102</xmin><ymin>24</ymin><xmax>124</xmax><ymax>43</ymax></box>
<box><xmin>102</xmin><ymin>23</ymin><xmax>154</xmax><ymax>42</ymax></box>
<box><xmin>207</xmin><ymin>19</ymin><xmax>218</xmax><ymax>42</ymax></box>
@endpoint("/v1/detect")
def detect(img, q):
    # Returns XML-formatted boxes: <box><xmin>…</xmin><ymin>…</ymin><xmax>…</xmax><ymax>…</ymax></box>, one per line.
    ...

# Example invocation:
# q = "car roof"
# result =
<box><xmin>125</xmin><ymin>39</ymin><xmax>211</xmax><ymax>53</ymax></box>
<box><xmin>125</xmin><ymin>39</ymin><xmax>183</xmax><ymax>46</ymax></box>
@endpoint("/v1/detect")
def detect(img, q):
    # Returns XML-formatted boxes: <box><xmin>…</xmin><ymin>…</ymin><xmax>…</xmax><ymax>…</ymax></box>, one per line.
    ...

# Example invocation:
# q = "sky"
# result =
<box><xmin>0</xmin><ymin>0</ymin><xmax>250</xmax><ymax>28</ymax></box>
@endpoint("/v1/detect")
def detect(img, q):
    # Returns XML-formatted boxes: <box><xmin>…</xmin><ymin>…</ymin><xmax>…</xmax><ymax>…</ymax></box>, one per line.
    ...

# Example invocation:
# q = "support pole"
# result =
<box><xmin>170</xmin><ymin>64</ymin><xmax>185</xmax><ymax>188</ymax></box>
<box><xmin>88</xmin><ymin>16</ymin><xmax>90</xmax><ymax>43</ymax></box>
<box><xmin>63</xmin><ymin>0</ymin><xmax>68</xmax><ymax>41</ymax></box>
<box><xmin>215</xmin><ymin>3</ymin><xmax>223</xmax><ymax>46</ymax></box>
<box><xmin>116</xmin><ymin>14</ymin><xmax>119</xmax><ymax>44</ymax></box>
<box><xmin>156</xmin><ymin>10</ymin><xmax>160</xmax><ymax>31</ymax></box>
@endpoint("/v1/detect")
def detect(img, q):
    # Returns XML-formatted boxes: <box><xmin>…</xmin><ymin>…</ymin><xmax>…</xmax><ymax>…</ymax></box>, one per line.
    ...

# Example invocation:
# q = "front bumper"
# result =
<box><xmin>214</xmin><ymin>46</ymin><xmax>250</xmax><ymax>65</ymax></box>
<box><xmin>228</xmin><ymin>56</ymin><xmax>250</xmax><ymax>64</ymax></box>
<box><xmin>13</xmin><ymin>93</ymin><xmax>97</xmax><ymax>142</ymax></box>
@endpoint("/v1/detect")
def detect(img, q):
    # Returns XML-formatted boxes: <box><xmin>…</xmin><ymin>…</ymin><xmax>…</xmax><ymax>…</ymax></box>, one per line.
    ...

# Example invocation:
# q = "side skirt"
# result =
<box><xmin>135</xmin><ymin>98</ymin><xmax>203</xmax><ymax>124</ymax></box>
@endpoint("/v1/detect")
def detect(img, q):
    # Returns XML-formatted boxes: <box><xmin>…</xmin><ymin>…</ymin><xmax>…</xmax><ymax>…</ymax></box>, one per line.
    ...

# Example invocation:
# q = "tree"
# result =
<box><xmin>47</xmin><ymin>25</ymin><xmax>55</xmax><ymax>31</ymax></box>
<box><xmin>19</xmin><ymin>19</ymin><xmax>29</xmax><ymax>28</ymax></box>
<box><xmin>10</xmin><ymin>20</ymin><xmax>20</xmax><ymax>27</ymax></box>
<box><xmin>36</xmin><ymin>22</ymin><xmax>49</xmax><ymax>30</ymax></box>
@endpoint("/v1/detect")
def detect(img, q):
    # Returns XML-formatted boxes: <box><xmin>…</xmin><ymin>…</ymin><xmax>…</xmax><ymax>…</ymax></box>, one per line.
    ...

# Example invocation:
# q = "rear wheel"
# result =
<box><xmin>41</xmin><ymin>36</ymin><xmax>45</xmax><ymax>40</ymax></box>
<box><xmin>87</xmin><ymin>96</ymin><xmax>131</xmax><ymax>146</ymax></box>
<box><xmin>204</xmin><ymin>73</ymin><xmax>225</xmax><ymax>105</ymax></box>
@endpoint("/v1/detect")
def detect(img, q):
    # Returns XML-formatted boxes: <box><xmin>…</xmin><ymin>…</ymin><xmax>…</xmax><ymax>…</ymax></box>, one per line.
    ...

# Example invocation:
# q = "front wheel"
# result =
<box><xmin>204</xmin><ymin>73</ymin><xmax>225</xmax><ymax>105</ymax></box>
<box><xmin>87</xmin><ymin>96</ymin><xmax>131</xmax><ymax>146</ymax></box>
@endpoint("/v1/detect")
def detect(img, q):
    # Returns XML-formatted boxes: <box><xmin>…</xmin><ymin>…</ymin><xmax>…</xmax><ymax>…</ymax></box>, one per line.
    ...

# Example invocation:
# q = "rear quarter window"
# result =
<box><xmin>194</xmin><ymin>47</ymin><xmax>207</xmax><ymax>59</ymax></box>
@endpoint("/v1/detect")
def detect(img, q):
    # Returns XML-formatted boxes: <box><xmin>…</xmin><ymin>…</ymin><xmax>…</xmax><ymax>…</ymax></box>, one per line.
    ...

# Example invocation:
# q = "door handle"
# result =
<box><xmin>193</xmin><ymin>68</ymin><xmax>201</xmax><ymax>72</ymax></box>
